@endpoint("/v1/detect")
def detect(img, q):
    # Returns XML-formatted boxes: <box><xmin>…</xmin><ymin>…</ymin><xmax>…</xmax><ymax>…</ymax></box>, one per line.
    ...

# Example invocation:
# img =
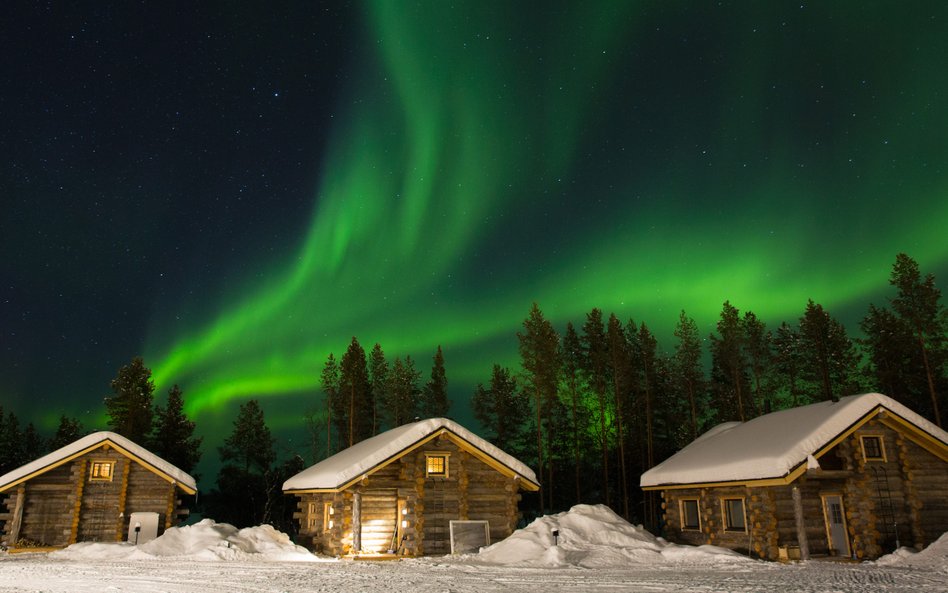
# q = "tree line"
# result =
<box><xmin>469</xmin><ymin>253</ymin><xmax>945</xmax><ymax>525</ymax></box>
<box><xmin>1</xmin><ymin>253</ymin><xmax>943</xmax><ymax>534</ymax></box>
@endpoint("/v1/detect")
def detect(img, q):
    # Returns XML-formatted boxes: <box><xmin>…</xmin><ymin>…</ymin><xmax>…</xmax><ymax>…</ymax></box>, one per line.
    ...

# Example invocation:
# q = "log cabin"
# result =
<box><xmin>640</xmin><ymin>393</ymin><xmax>948</xmax><ymax>561</ymax></box>
<box><xmin>0</xmin><ymin>431</ymin><xmax>197</xmax><ymax>549</ymax></box>
<box><xmin>283</xmin><ymin>418</ymin><xmax>539</xmax><ymax>556</ymax></box>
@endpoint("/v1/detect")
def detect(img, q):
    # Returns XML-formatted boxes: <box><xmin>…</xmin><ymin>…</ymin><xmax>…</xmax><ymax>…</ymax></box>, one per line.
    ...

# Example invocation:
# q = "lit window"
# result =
<box><xmin>323</xmin><ymin>503</ymin><xmax>334</xmax><ymax>531</ymax></box>
<box><xmin>680</xmin><ymin>499</ymin><xmax>700</xmax><ymax>530</ymax></box>
<box><xmin>426</xmin><ymin>454</ymin><xmax>448</xmax><ymax>477</ymax></box>
<box><xmin>90</xmin><ymin>461</ymin><xmax>114</xmax><ymax>481</ymax></box>
<box><xmin>861</xmin><ymin>436</ymin><xmax>885</xmax><ymax>462</ymax></box>
<box><xmin>723</xmin><ymin>498</ymin><xmax>746</xmax><ymax>532</ymax></box>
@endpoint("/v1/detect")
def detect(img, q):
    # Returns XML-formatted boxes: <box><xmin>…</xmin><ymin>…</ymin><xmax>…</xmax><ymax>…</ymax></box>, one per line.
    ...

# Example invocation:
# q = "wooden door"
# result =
<box><xmin>821</xmin><ymin>494</ymin><xmax>851</xmax><ymax>557</ymax></box>
<box><xmin>360</xmin><ymin>489</ymin><xmax>398</xmax><ymax>553</ymax></box>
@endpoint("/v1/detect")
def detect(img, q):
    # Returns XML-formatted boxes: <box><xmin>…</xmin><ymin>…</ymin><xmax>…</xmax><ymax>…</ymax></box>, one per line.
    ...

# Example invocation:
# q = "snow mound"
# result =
<box><xmin>475</xmin><ymin>504</ymin><xmax>751</xmax><ymax>568</ymax></box>
<box><xmin>875</xmin><ymin>531</ymin><xmax>948</xmax><ymax>572</ymax></box>
<box><xmin>50</xmin><ymin>519</ymin><xmax>325</xmax><ymax>562</ymax></box>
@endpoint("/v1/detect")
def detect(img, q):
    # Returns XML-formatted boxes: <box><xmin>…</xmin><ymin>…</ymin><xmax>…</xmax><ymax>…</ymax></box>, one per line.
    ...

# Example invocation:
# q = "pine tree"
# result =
<box><xmin>320</xmin><ymin>353</ymin><xmax>340</xmax><ymax>454</ymax></box>
<box><xmin>368</xmin><ymin>343</ymin><xmax>389</xmax><ymax>434</ymax></box>
<box><xmin>214</xmin><ymin>399</ymin><xmax>276</xmax><ymax>527</ymax></box>
<box><xmin>889</xmin><ymin>253</ymin><xmax>947</xmax><ymax>426</ymax></box>
<box><xmin>673</xmin><ymin>310</ymin><xmax>705</xmax><ymax>441</ymax></box>
<box><xmin>559</xmin><ymin>322</ymin><xmax>588</xmax><ymax>505</ymax></box>
<box><xmin>420</xmin><ymin>345</ymin><xmax>450</xmax><ymax>418</ymax></box>
<box><xmin>581</xmin><ymin>308</ymin><xmax>611</xmax><ymax>506</ymax></box>
<box><xmin>798</xmin><ymin>300</ymin><xmax>859</xmax><ymax>402</ymax></box>
<box><xmin>151</xmin><ymin>385</ymin><xmax>202</xmax><ymax>474</ymax></box>
<box><xmin>49</xmin><ymin>415</ymin><xmax>85</xmax><ymax>450</ymax></box>
<box><xmin>0</xmin><ymin>410</ymin><xmax>23</xmax><ymax>474</ymax></box>
<box><xmin>517</xmin><ymin>303</ymin><xmax>560</xmax><ymax>512</ymax></box>
<box><xmin>606</xmin><ymin>313</ymin><xmax>632</xmax><ymax>519</ymax></box>
<box><xmin>472</xmin><ymin>365</ymin><xmax>530</xmax><ymax>458</ymax></box>
<box><xmin>385</xmin><ymin>356</ymin><xmax>421</xmax><ymax>426</ymax></box>
<box><xmin>339</xmin><ymin>337</ymin><xmax>372</xmax><ymax>446</ymax></box>
<box><xmin>104</xmin><ymin>357</ymin><xmax>155</xmax><ymax>443</ymax></box>
<box><xmin>709</xmin><ymin>301</ymin><xmax>749</xmax><ymax>422</ymax></box>
<box><xmin>860</xmin><ymin>304</ymin><xmax>918</xmax><ymax>405</ymax></box>
<box><xmin>21</xmin><ymin>423</ymin><xmax>44</xmax><ymax>462</ymax></box>
<box><xmin>742</xmin><ymin>311</ymin><xmax>772</xmax><ymax>415</ymax></box>
<box><xmin>772</xmin><ymin>322</ymin><xmax>804</xmax><ymax>407</ymax></box>
<box><xmin>219</xmin><ymin>400</ymin><xmax>275</xmax><ymax>474</ymax></box>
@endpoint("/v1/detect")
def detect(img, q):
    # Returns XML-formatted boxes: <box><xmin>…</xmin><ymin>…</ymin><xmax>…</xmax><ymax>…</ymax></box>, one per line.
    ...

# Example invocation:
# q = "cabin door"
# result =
<box><xmin>821</xmin><ymin>494</ymin><xmax>851</xmax><ymax>557</ymax></box>
<box><xmin>360</xmin><ymin>489</ymin><xmax>398</xmax><ymax>553</ymax></box>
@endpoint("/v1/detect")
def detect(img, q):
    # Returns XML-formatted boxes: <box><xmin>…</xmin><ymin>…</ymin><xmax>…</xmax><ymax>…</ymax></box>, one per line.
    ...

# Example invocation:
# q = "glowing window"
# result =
<box><xmin>90</xmin><ymin>461</ymin><xmax>114</xmax><ymax>481</ymax></box>
<box><xmin>426</xmin><ymin>454</ymin><xmax>448</xmax><ymax>477</ymax></box>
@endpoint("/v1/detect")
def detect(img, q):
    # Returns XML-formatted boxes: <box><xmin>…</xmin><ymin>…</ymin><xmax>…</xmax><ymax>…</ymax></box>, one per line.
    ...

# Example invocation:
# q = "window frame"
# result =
<box><xmin>860</xmin><ymin>435</ymin><xmax>886</xmax><ymax>462</ymax></box>
<box><xmin>323</xmin><ymin>502</ymin><xmax>334</xmax><ymax>531</ymax></box>
<box><xmin>89</xmin><ymin>460</ymin><xmax>115</xmax><ymax>482</ymax></box>
<box><xmin>722</xmin><ymin>497</ymin><xmax>747</xmax><ymax>533</ymax></box>
<box><xmin>679</xmin><ymin>498</ymin><xmax>701</xmax><ymax>531</ymax></box>
<box><xmin>425</xmin><ymin>452</ymin><xmax>450</xmax><ymax>478</ymax></box>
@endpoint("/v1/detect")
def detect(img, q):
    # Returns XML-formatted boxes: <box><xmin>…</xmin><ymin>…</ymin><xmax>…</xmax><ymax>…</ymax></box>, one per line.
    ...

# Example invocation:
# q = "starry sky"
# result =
<box><xmin>3</xmin><ymin>2</ymin><xmax>947</xmax><ymax>475</ymax></box>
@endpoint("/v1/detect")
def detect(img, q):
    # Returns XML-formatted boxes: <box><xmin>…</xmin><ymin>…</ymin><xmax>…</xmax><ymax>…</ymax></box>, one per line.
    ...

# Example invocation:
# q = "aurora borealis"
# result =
<box><xmin>3</xmin><ymin>2</ymin><xmax>948</xmax><ymax>477</ymax></box>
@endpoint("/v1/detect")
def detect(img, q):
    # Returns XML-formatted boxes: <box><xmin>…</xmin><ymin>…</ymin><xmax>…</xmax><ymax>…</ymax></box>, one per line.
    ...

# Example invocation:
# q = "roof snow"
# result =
<box><xmin>283</xmin><ymin>417</ymin><xmax>539</xmax><ymax>491</ymax></box>
<box><xmin>0</xmin><ymin>431</ymin><xmax>197</xmax><ymax>493</ymax></box>
<box><xmin>640</xmin><ymin>393</ymin><xmax>948</xmax><ymax>487</ymax></box>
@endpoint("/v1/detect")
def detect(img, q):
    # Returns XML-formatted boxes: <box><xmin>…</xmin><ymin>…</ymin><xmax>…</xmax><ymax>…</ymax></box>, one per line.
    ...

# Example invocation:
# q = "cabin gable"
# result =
<box><xmin>1</xmin><ymin>438</ymin><xmax>194</xmax><ymax>549</ymax></box>
<box><xmin>287</xmin><ymin>422</ymin><xmax>530</xmax><ymax>557</ymax></box>
<box><xmin>652</xmin><ymin>396</ymin><xmax>948</xmax><ymax>561</ymax></box>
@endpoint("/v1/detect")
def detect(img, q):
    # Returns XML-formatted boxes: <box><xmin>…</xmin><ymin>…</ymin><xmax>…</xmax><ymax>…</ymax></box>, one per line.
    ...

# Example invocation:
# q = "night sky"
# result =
<box><xmin>3</xmin><ymin>2</ymin><xmax>947</xmax><ymax>478</ymax></box>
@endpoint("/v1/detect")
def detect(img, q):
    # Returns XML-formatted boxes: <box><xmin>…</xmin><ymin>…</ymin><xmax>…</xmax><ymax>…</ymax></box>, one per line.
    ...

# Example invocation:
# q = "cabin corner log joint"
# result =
<box><xmin>283</xmin><ymin>418</ymin><xmax>540</xmax><ymax>556</ymax></box>
<box><xmin>0</xmin><ymin>432</ymin><xmax>197</xmax><ymax>549</ymax></box>
<box><xmin>641</xmin><ymin>393</ymin><xmax>948</xmax><ymax>561</ymax></box>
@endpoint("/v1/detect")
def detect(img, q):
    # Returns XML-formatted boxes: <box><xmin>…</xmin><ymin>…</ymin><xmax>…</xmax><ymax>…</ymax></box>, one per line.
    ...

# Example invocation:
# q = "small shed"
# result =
<box><xmin>640</xmin><ymin>393</ymin><xmax>948</xmax><ymax>560</ymax></box>
<box><xmin>0</xmin><ymin>431</ymin><xmax>197</xmax><ymax>549</ymax></box>
<box><xmin>283</xmin><ymin>418</ymin><xmax>539</xmax><ymax>556</ymax></box>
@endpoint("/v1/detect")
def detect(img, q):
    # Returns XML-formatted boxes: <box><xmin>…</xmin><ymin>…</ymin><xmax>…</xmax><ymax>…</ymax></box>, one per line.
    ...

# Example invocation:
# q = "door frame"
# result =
<box><xmin>820</xmin><ymin>493</ymin><xmax>851</xmax><ymax>557</ymax></box>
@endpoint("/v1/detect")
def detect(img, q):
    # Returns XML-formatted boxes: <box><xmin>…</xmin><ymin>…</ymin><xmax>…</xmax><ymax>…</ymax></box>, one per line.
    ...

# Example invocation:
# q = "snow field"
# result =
<box><xmin>1</xmin><ymin>504</ymin><xmax>945</xmax><ymax>592</ymax></box>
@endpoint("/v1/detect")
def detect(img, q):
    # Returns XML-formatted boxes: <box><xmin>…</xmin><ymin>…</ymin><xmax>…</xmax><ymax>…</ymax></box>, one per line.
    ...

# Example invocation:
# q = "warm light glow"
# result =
<box><xmin>401</xmin><ymin>519</ymin><xmax>408</xmax><ymax>528</ymax></box>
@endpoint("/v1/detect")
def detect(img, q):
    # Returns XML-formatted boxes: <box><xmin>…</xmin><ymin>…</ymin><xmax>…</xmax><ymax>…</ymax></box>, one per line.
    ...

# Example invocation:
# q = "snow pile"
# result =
<box><xmin>50</xmin><ymin>519</ymin><xmax>324</xmax><ymax>562</ymax></box>
<box><xmin>475</xmin><ymin>504</ymin><xmax>750</xmax><ymax>568</ymax></box>
<box><xmin>875</xmin><ymin>532</ymin><xmax>948</xmax><ymax>572</ymax></box>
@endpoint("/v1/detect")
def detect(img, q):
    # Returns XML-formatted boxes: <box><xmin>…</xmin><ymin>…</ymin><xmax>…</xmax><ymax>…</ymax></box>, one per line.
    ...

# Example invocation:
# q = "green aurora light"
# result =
<box><xmin>146</xmin><ymin>2</ymin><xmax>948</xmax><ymax>430</ymax></box>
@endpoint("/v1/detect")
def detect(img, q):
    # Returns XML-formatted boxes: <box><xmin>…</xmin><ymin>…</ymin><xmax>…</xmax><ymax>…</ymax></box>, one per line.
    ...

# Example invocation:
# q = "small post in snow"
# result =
<box><xmin>552</xmin><ymin>529</ymin><xmax>559</xmax><ymax>546</ymax></box>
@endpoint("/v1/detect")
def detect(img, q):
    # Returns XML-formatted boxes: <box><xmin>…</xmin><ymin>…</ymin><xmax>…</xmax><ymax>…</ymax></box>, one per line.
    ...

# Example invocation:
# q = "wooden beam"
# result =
<box><xmin>352</xmin><ymin>489</ymin><xmax>362</xmax><ymax>553</ymax></box>
<box><xmin>116</xmin><ymin>459</ymin><xmax>130</xmax><ymax>541</ymax></box>
<box><xmin>165</xmin><ymin>481</ymin><xmax>177</xmax><ymax>530</ymax></box>
<box><xmin>69</xmin><ymin>460</ymin><xmax>87</xmax><ymax>544</ymax></box>
<box><xmin>7</xmin><ymin>485</ymin><xmax>26</xmax><ymax>544</ymax></box>
<box><xmin>791</xmin><ymin>485</ymin><xmax>810</xmax><ymax>561</ymax></box>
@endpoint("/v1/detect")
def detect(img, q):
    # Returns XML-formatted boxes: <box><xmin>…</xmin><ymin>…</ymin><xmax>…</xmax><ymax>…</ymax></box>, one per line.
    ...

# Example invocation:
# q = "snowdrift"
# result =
<box><xmin>50</xmin><ymin>519</ymin><xmax>324</xmax><ymax>562</ymax></box>
<box><xmin>474</xmin><ymin>504</ymin><xmax>751</xmax><ymax>568</ymax></box>
<box><xmin>875</xmin><ymin>531</ymin><xmax>948</xmax><ymax>572</ymax></box>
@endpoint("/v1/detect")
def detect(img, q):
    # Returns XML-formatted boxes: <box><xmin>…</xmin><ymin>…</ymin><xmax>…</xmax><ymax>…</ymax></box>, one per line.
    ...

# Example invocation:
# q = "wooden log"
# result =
<box><xmin>7</xmin><ymin>485</ymin><xmax>26</xmax><ymax>544</ymax></box>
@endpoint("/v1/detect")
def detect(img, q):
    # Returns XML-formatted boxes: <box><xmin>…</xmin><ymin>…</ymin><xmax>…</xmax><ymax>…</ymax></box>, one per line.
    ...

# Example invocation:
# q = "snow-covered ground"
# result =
<box><xmin>2</xmin><ymin>505</ymin><xmax>946</xmax><ymax>593</ymax></box>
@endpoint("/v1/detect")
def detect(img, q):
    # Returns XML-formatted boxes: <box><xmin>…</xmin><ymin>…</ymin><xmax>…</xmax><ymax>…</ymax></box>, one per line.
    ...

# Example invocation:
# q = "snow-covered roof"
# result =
<box><xmin>640</xmin><ymin>393</ymin><xmax>948</xmax><ymax>488</ymax></box>
<box><xmin>0</xmin><ymin>431</ymin><xmax>198</xmax><ymax>493</ymax></box>
<box><xmin>283</xmin><ymin>418</ymin><xmax>539</xmax><ymax>492</ymax></box>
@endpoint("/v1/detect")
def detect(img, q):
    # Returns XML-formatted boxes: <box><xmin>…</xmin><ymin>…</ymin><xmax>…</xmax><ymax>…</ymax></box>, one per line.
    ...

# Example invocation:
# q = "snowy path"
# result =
<box><xmin>1</xmin><ymin>554</ymin><xmax>946</xmax><ymax>593</ymax></box>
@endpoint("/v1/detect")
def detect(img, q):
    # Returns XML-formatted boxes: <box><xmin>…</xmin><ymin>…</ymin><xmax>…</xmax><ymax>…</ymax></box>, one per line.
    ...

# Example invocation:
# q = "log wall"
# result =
<box><xmin>659</xmin><ymin>418</ymin><xmax>948</xmax><ymax>561</ymax></box>
<box><xmin>291</xmin><ymin>433</ymin><xmax>524</xmax><ymax>556</ymax></box>
<box><xmin>0</xmin><ymin>445</ymin><xmax>190</xmax><ymax>548</ymax></box>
